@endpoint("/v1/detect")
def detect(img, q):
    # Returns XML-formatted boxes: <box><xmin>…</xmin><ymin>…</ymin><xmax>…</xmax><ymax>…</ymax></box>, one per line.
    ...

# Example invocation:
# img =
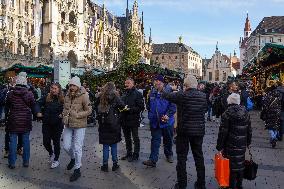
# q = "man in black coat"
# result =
<box><xmin>121</xmin><ymin>78</ymin><xmax>145</xmax><ymax>162</ymax></box>
<box><xmin>162</xmin><ymin>75</ymin><xmax>207</xmax><ymax>189</ymax></box>
<box><xmin>220</xmin><ymin>81</ymin><xmax>239</xmax><ymax>115</ymax></box>
<box><xmin>216</xmin><ymin>93</ymin><xmax>252</xmax><ymax>189</ymax></box>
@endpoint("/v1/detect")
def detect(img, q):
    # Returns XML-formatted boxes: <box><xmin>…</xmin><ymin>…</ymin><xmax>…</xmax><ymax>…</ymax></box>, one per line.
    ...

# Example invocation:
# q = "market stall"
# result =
<box><xmin>242</xmin><ymin>43</ymin><xmax>284</xmax><ymax>93</ymax></box>
<box><xmin>1</xmin><ymin>64</ymin><xmax>53</xmax><ymax>86</ymax></box>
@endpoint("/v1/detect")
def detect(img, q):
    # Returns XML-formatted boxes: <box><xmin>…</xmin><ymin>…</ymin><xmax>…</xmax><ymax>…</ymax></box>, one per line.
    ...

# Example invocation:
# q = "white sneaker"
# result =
<box><xmin>49</xmin><ymin>154</ymin><xmax>55</xmax><ymax>163</ymax></box>
<box><xmin>51</xmin><ymin>161</ymin><xmax>60</xmax><ymax>169</ymax></box>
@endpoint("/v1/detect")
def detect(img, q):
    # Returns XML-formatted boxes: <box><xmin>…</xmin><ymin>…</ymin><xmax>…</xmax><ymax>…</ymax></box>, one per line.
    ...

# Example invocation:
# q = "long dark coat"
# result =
<box><xmin>216</xmin><ymin>104</ymin><xmax>252</xmax><ymax>172</ymax></box>
<box><xmin>96</xmin><ymin>93</ymin><xmax>125</xmax><ymax>145</ymax></box>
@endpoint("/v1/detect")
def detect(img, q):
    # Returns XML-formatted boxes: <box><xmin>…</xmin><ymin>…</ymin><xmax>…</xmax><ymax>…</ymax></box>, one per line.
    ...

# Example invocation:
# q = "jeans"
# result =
<box><xmin>42</xmin><ymin>125</ymin><xmax>62</xmax><ymax>161</ymax></box>
<box><xmin>122</xmin><ymin>126</ymin><xmax>140</xmax><ymax>156</ymax></box>
<box><xmin>230</xmin><ymin>171</ymin><xmax>243</xmax><ymax>189</ymax></box>
<box><xmin>207</xmin><ymin>104</ymin><xmax>212</xmax><ymax>118</ymax></box>
<box><xmin>269</xmin><ymin>129</ymin><xmax>279</xmax><ymax>141</ymax></box>
<box><xmin>149</xmin><ymin>126</ymin><xmax>174</xmax><ymax>163</ymax></box>
<box><xmin>5</xmin><ymin>131</ymin><xmax>23</xmax><ymax>151</ymax></box>
<box><xmin>63</xmin><ymin>127</ymin><xmax>86</xmax><ymax>169</ymax></box>
<box><xmin>176</xmin><ymin>135</ymin><xmax>205</xmax><ymax>188</ymax></box>
<box><xmin>8</xmin><ymin>132</ymin><xmax>30</xmax><ymax>166</ymax></box>
<box><xmin>102</xmin><ymin>143</ymin><xmax>118</xmax><ymax>165</ymax></box>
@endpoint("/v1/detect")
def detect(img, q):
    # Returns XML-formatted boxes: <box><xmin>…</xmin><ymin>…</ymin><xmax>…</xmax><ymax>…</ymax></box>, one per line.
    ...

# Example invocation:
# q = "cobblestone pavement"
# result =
<box><xmin>0</xmin><ymin>111</ymin><xmax>283</xmax><ymax>189</ymax></box>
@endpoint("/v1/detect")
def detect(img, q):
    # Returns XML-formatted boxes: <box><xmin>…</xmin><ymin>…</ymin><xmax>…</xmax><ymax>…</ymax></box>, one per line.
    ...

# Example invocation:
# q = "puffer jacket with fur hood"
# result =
<box><xmin>63</xmin><ymin>87</ymin><xmax>92</xmax><ymax>128</ymax></box>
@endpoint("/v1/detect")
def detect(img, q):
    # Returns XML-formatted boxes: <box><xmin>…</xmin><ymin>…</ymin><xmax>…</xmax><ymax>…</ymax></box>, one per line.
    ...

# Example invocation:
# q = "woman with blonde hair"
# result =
<box><xmin>39</xmin><ymin>82</ymin><xmax>64</xmax><ymax>169</ymax></box>
<box><xmin>95</xmin><ymin>82</ymin><xmax>125</xmax><ymax>172</ymax></box>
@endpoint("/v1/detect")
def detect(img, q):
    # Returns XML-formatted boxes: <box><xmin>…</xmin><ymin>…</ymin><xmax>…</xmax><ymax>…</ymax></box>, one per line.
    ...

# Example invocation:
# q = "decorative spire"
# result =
<box><xmin>142</xmin><ymin>11</ymin><xmax>144</xmax><ymax>33</ymax></box>
<box><xmin>244</xmin><ymin>12</ymin><xmax>252</xmax><ymax>38</ymax></box>
<box><xmin>149</xmin><ymin>27</ymin><xmax>152</xmax><ymax>43</ymax></box>
<box><xmin>179</xmin><ymin>36</ymin><xmax>183</xmax><ymax>44</ymax></box>
<box><xmin>216</xmin><ymin>41</ymin><xmax>219</xmax><ymax>51</ymax></box>
<box><xmin>133</xmin><ymin>0</ymin><xmax>138</xmax><ymax>16</ymax></box>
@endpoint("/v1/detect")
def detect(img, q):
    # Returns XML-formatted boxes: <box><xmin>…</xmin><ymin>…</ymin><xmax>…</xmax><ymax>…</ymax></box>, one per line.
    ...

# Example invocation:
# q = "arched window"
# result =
<box><xmin>69</xmin><ymin>31</ymin><xmax>76</xmax><ymax>43</ymax></box>
<box><xmin>61</xmin><ymin>12</ymin><xmax>65</xmax><ymax>24</ymax></box>
<box><xmin>69</xmin><ymin>11</ymin><xmax>77</xmax><ymax>25</ymax></box>
<box><xmin>61</xmin><ymin>32</ymin><xmax>66</xmax><ymax>42</ymax></box>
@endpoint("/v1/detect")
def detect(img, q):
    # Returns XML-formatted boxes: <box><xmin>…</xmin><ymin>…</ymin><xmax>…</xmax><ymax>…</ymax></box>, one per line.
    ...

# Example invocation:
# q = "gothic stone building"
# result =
<box><xmin>0</xmin><ymin>0</ymin><xmax>152</xmax><ymax>69</ymax></box>
<box><xmin>204</xmin><ymin>44</ymin><xmax>240</xmax><ymax>83</ymax></box>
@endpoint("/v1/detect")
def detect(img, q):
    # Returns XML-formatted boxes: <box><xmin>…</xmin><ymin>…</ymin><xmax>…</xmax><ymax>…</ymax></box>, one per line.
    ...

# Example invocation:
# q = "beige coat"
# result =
<box><xmin>63</xmin><ymin>87</ymin><xmax>92</xmax><ymax>128</ymax></box>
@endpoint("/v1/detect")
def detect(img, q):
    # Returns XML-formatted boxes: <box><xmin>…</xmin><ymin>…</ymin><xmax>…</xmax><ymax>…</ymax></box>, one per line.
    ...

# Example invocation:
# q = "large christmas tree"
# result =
<box><xmin>122</xmin><ymin>30</ymin><xmax>141</xmax><ymax>66</ymax></box>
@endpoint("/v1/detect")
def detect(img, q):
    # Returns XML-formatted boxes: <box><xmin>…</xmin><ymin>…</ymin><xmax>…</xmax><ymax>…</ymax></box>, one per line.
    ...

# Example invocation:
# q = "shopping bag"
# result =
<box><xmin>215</xmin><ymin>152</ymin><xmax>230</xmax><ymax>187</ymax></box>
<box><xmin>244</xmin><ymin>147</ymin><xmax>258</xmax><ymax>180</ymax></box>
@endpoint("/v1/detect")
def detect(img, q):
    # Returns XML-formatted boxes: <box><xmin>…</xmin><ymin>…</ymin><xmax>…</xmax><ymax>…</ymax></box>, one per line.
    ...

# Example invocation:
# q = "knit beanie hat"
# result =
<box><xmin>16</xmin><ymin>76</ymin><xmax>28</xmax><ymax>86</ymax></box>
<box><xmin>227</xmin><ymin>93</ymin><xmax>240</xmax><ymax>105</ymax></box>
<box><xmin>16</xmin><ymin>72</ymin><xmax>28</xmax><ymax>86</ymax></box>
<box><xmin>69</xmin><ymin>76</ymin><xmax>81</xmax><ymax>88</ymax></box>
<box><xmin>184</xmin><ymin>75</ymin><xmax>198</xmax><ymax>89</ymax></box>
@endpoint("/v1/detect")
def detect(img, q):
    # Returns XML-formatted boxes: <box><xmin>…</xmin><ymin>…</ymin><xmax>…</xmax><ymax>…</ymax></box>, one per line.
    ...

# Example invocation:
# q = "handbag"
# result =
<box><xmin>243</xmin><ymin>147</ymin><xmax>258</xmax><ymax>180</ymax></box>
<box><xmin>215</xmin><ymin>152</ymin><xmax>230</xmax><ymax>187</ymax></box>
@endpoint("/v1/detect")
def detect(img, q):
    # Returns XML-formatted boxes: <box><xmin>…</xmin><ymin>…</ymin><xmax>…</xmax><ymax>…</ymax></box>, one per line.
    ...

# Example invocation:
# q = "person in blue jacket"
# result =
<box><xmin>143</xmin><ymin>75</ymin><xmax>176</xmax><ymax>167</ymax></box>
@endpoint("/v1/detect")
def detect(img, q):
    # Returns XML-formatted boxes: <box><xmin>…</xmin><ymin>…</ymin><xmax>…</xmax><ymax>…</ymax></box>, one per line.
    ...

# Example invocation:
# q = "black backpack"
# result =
<box><xmin>97</xmin><ymin>103</ymin><xmax>119</xmax><ymax>126</ymax></box>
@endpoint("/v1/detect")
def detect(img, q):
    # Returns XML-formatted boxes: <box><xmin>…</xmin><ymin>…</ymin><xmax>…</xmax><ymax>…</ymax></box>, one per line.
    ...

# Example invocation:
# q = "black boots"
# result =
<box><xmin>101</xmin><ymin>164</ymin><xmax>108</xmax><ymax>172</ymax></box>
<box><xmin>101</xmin><ymin>163</ymin><xmax>120</xmax><ymax>172</ymax></box>
<box><xmin>112</xmin><ymin>163</ymin><xmax>120</xmax><ymax>171</ymax></box>
<box><xmin>67</xmin><ymin>159</ymin><xmax>75</xmax><ymax>170</ymax></box>
<box><xmin>70</xmin><ymin>168</ymin><xmax>81</xmax><ymax>182</ymax></box>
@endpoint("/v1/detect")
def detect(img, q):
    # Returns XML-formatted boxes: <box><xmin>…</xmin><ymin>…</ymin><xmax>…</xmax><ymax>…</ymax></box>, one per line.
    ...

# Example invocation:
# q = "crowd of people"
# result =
<box><xmin>0</xmin><ymin>71</ymin><xmax>283</xmax><ymax>189</ymax></box>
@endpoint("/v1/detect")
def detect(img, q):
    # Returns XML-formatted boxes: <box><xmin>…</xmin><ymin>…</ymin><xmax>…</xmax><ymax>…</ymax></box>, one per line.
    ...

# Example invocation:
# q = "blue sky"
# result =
<box><xmin>94</xmin><ymin>0</ymin><xmax>284</xmax><ymax>59</ymax></box>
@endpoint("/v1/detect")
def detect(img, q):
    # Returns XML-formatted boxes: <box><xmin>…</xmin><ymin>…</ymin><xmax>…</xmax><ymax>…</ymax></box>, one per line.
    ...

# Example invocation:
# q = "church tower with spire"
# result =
<box><xmin>244</xmin><ymin>13</ymin><xmax>252</xmax><ymax>38</ymax></box>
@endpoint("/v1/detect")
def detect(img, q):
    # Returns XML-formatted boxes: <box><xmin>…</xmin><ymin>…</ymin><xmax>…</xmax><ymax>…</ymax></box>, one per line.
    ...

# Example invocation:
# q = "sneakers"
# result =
<box><xmin>142</xmin><ymin>160</ymin><xmax>156</xmax><ymax>167</ymax></box>
<box><xmin>166</xmin><ymin>156</ymin><xmax>174</xmax><ymax>163</ymax></box>
<box><xmin>112</xmin><ymin>163</ymin><xmax>120</xmax><ymax>171</ymax></box>
<box><xmin>70</xmin><ymin>168</ymin><xmax>81</xmax><ymax>182</ymax></box>
<box><xmin>51</xmin><ymin>161</ymin><xmax>60</xmax><ymax>169</ymax></box>
<box><xmin>17</xmin><ymin>148</ymin><xmax>23</xmax><ymax>156</ymax></box>
<box><xmin>67</xmin><ymin>159</ymin><xmax>75</xmax><ymax>170</ymax></box>
<box><xmin>3</xmin><ymin>150</ymin><xmax>8</xmax><ymax>158</ymax></box>
<box><xmin>49</xmin><ymin>154</ymin><xmax>55</xmax><ymax>163</ymax></box>
<box><xmin>101</xmin><ymin>164</ymin><xmax>108</xmax><ymax>172</ymax></box>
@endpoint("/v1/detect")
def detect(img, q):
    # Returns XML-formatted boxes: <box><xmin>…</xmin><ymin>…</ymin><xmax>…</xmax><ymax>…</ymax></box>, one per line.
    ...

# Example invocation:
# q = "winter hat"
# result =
<box><xmin>154</xmin><ymin>75</ymin><xmax>164</xmax><ymax>83</ymax></box>
<box><xmin>184</xmin><ymin>75</ymin><xmax>198</xmax><ymax>89</ymax></box>
<box><xmin>69</xmin><ymin>76</ymin><xmax>81</xmax><ymax>88</ymax></box>
<box><xmin>16</xmin><ymin>75</ymin><xmax>28</xmax><ymax>86</ymax></box>
<box><xmin>18</xmin><ymin>72</ymin><xmax>27</xmax><ymax>78</ymax></box>
<box><xmin>227</xmin><ymin>93</ymin><xmax>240</xmax><ymax>105</ymax></box>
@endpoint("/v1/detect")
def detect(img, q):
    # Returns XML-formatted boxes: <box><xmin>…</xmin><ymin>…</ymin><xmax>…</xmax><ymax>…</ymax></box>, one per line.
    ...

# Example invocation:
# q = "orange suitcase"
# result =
<box><xmin>215</xmin><ymin>152</ymin><xmax>230</xmax><ymax>187</ymax></box>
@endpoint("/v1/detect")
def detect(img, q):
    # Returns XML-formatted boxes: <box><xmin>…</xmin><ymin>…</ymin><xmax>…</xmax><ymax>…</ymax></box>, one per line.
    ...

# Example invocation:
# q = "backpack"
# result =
<box><xmin>97</xmin><ymin>104</ymin><xmax>119</xmax><ymax>126</ymax></box>
<box><xmin>246</xmin><ymin>97</ymin><xmax>254</xmax><ymax>111</ymax></box>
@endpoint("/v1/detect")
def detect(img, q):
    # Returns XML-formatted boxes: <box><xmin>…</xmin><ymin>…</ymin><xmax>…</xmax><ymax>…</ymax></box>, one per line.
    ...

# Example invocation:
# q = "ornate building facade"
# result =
<box><xmin>151</xmin><ymin>41</ymin><xmax>202</xmax><ymax>78</ymax></box>
<box><xmin>0</xmin><ymin>0</ymin><xmax>43</xmax><ymax>68</ymax></box>
<box><xmin>239</xmin><ymin>15</ymin><xmax>284</xmax><ymax>73</ymax></box>
<box><xmin>0</xmin><ymin>0</ymin><xmax>152</xmax><ymax>69</ymax></box>
<box><xmin>204</xmin><ymin>44</ymin><xmax>240</xmax><ymax>83</ymax></box>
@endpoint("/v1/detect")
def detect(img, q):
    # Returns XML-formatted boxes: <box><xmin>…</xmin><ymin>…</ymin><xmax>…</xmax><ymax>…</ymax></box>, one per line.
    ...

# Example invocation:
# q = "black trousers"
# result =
<box><xmin>176</xmin><ymin>135</ymin><xmax>205</xmax><ymax>188</ymax></box>
<box><xmin>5</xmin><ymin>131</ymin><xmax>22</xmax><ymax>151</ymax></box>
<box><xmin>42</xmin><ymin>125</ymin><xmax>62</xmax><ymax>161</ymax></box>
<box><xmin>229</xmin><ymin>171</ymin><xmax>243</xmax><ymax>189</ymax></box>
<box><xmin>122</xmin><ymin>125</ymin><xmax>140</xmax><ymax>156</ymax></box>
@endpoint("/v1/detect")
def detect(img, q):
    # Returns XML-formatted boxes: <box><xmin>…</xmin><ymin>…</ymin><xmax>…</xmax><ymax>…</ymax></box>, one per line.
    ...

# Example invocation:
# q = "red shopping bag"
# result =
<box><xmin>215</xmin><ymin>152</ymin><xmax>230</xmax><ymax>187</ymax></box>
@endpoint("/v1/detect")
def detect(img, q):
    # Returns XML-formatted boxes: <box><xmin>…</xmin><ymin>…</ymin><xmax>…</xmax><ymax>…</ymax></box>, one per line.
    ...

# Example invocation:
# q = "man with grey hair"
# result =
<box><xmin>162</xmin><ymin>75</ymin><xmax>207</xmax><ymax>189</ymax></box>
